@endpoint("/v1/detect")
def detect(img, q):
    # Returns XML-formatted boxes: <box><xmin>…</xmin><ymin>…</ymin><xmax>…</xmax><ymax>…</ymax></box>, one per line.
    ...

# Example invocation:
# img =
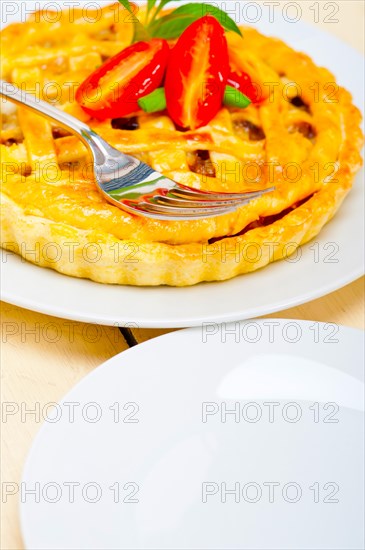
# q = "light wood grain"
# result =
<box><xmin>0</xmin><ymin>302</ymin><xmax>128</xmax><ymax>550</ymax></box>
<box><xmin>1</xmin><ymin>2</ymin><xmax>364</xmax><ymax>548</ymax></box>
<box><xmin>262</xmin><ymin>277</ymin><xmax>364</xmax><ymax>326</ymax></box>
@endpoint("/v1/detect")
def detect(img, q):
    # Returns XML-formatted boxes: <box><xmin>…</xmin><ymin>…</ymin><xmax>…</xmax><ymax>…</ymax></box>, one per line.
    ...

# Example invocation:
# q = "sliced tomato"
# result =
<box><xmin>164</xmin><ymin>15</ymin><xmax>229</xmax><ymax>130</ymax></box>
<box><xmin>76</xmin><ymin>39</ymin><xmax>169</xmax><ymax>120</ymax></box>
<box><xmin>227</xmin><ymin>69</ymin><xmax>263</xmax><ymax>104</ymax></box>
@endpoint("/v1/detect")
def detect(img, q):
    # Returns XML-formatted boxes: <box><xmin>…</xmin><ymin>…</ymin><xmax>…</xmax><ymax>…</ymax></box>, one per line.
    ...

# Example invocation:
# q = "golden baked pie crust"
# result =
<box><xmin>0</xmin><ymin>3</ymin><xmax>363</xmax><ymax>286</ymax></box>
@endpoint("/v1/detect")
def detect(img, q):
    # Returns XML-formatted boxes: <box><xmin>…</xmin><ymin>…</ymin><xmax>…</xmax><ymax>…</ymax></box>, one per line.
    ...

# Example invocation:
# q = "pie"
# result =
<box><xmin>0</xmin><ymin>3</ymin><xmax>363</xmax><ymax>286</ymax></box>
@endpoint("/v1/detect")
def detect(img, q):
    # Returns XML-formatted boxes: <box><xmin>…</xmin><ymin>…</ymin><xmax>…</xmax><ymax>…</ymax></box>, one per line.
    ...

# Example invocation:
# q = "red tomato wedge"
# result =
<box><xmin>227</xmin><ymin>69</ymin><xmax>263</xmax><ymax>104</ymax></box>
<box><xmin>164</xmin><ymin>15</ymin><xmax>229</xmax><ymax>130</ymax></box>
<box><xmin>76</xmin><ymin>39</ymin><xmax>169</xmax><ymax>120</ymax></box>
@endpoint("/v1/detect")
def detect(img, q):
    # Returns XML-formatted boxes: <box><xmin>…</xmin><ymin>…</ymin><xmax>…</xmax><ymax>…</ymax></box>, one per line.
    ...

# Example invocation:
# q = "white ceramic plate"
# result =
<box><xmin>20</xmin><ymin>320</ymin><xmax>364</xmax><ymax>549</ymax></box>
<box><xmin>1</xmin><ymin>2</ymin><xmax>364</xmax><ymax>327</ymax></box>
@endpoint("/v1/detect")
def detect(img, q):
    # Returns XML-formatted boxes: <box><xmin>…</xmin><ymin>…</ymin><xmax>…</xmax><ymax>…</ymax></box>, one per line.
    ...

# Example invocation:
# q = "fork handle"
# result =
<box><xmin>0</xmin><ymin>79</ymin><xmax>91</xmax><ymax>135</ymax></box>
<box><xmin>0</xmin><ymin>79</ymin><xmax>119</xmax><ymax>163</ymax></box>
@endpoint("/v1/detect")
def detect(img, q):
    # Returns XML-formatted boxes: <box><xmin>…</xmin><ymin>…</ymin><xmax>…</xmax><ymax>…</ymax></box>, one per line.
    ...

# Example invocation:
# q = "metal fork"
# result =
<box><xmin>0</xmin><ymin>80</ymin><xmax>274</xmax><ymax>220</ymax></box>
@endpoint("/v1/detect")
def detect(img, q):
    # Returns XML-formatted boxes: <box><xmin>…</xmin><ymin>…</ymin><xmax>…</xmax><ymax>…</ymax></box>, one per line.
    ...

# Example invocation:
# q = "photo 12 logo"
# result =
<box><xmin>201</xmin><ymin>321</ymin><xmax>340</xmax><ymax>344</ymax></box>
<box><xmin>201</xmin><ymin>481</ymin><xmax>340</xmax><ymax>504</ymax></box>
<box><xmin>201</xmin><ymin>401</ymin><xmax>340</xmax><ymax>424</ymax></box>
<box><xmin>1</xmin><ymin>401</ymin><xmax>140</xmax><ymax>424</ymax></box>
<box><xmin>205</xmin><ymin>2</ymin><xmax>340</xmax><ymax>25</ymax></box>
<box><xmin>1</xmin><ymin>481</ymin><xmax>140</xmax><ymax>504</ymax></box>
<box><xmin>1</xmin><ymin>2</ymin><xmax>138</xmax><ymax>25</ymax></box>
<box><xmin>1</xmin><ymin>240</ymin><xmax>141</xmax><ymax>265</ymax></box>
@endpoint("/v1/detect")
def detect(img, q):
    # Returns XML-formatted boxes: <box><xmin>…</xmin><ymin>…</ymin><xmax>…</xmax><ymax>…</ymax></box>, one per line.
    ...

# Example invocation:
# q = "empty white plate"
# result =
<box><xmin>20</xmin><ymin>320</ymin><xmax>364</xmax><ymax>549</ymax></box>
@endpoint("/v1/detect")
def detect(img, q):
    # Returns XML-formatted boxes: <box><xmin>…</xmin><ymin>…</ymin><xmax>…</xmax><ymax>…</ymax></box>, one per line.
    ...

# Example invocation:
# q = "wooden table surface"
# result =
<box><xmin>1</xmin><ymin>2</ymin><xmax>364</xmax><ymax>548</ymax></box>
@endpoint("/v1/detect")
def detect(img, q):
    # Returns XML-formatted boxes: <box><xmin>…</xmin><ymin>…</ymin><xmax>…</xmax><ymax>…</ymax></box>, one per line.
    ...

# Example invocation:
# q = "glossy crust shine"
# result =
<box><xmin>0</xmin><ymin>4</ymin><xmax>363</xmax><ymax>286</ymax></box>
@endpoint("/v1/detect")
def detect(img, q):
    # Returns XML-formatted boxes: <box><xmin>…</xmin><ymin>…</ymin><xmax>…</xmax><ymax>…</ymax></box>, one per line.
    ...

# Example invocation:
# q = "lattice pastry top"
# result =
<box><xmin>0</xmin><ymin>3</ymin><xmax>363</xmax><ymax>285</ymax></box>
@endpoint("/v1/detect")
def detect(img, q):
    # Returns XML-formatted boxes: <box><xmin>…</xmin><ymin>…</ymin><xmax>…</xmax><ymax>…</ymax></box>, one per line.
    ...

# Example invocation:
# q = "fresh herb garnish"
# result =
<box><xmin>138</xmin><ymin>86</ymin><xmax>251</xmax><ymax>115</ymax></box>
<box><xmin>224</xmin><ymin>86</ymin><xmax>251</xmax><ymax>109</ymax></box>
<box><xmin>147</xmin><ymin>0</ymin><xmax>180</xmax><ymax>20</ymax></box>
<box><xmin>117</xmin><ymin>0</ymin><xmax>242</xmax><ymax>41</ymax></box>
<box><xmin>117</xmin><ymin>0</ymin><xmax>151</xmax><ymax>41</ymax></box>
<box><xmin>138</xmin><ymin>87</ymin><xmax>167</xmax><ymax>112</ymax></box>
<box><xmin>148</xmin><ymin>3</ymin><xmax>242</xmax><ymax>39</ymax></box>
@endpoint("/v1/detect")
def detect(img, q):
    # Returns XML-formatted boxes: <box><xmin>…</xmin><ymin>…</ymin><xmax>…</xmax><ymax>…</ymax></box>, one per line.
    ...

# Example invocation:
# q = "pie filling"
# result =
<box><xmin>0</xmin><ymin>2</ymin><xmax>363</xmax><ymax>286</ymax></box>
<box><xmin>209</xmin><ymin>195</ymin><xmax>313</xmax><ymax>245</ymax></box>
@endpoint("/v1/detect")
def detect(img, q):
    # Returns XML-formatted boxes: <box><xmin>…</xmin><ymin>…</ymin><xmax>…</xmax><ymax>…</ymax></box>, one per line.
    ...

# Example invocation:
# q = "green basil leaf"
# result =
<box><xmin>149</xmin><ymin>3</ymin><xmax>242</xmax><ymax>39</ymax></box>
<box><xmin>133</xmin><ymin>22</ymin><xmax>152</xmax><ymax>42</ymax></box>
<box><xmin>153</xmin><ymin>0</ymin><xmax>184</xmax><ymax>19</ymax></box>
<box><xmin>147</xmin><ymin>0</ymin><xmax>158</xmax><ymax>16</ymax></box>
<box><xmin>117</xmin><ymin>0</ymin><xmax>151</xmax><ymax>42</ymax></box>
<box><xmin>149</xmin><ymin>12</ymin><xmax>199</xmax><ymax>39</ymax></box>
<box><xmin>117</xmin><ymin>0</ymin><xmax>133</xmax><ymax>13</ymax></box>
